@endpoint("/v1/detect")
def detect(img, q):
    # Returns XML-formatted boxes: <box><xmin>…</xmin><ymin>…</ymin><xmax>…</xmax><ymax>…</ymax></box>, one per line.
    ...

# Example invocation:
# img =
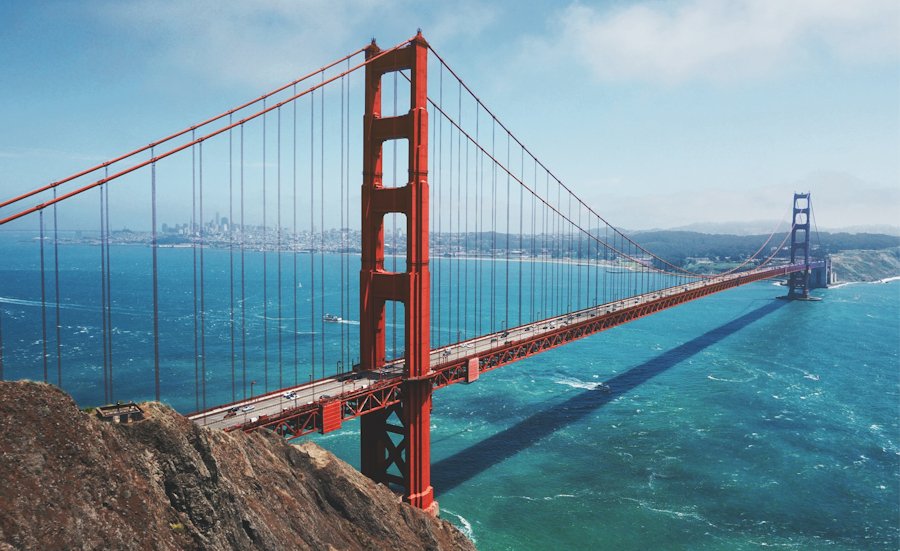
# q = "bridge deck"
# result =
<box><xmin>188</xmin><ymin>261</ymin><xmax>821</xmax><ymax>437</ymax></box>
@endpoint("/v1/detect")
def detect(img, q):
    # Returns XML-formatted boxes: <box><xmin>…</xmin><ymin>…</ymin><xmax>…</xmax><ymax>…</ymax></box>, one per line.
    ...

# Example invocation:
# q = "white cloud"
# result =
<box><xmin>557</xmin><ymin>0</ymin><xmax>900</xmax><ymax>83</ymax></box>
<box><xmin>94</xmin><ymin>0</ymin><xmax>499</xmax><ymax>90</ymax></box>
<box><xmin>96</xmin><ymin>0</ymin><xmax>386</xmax><ymax>89</ymax></box>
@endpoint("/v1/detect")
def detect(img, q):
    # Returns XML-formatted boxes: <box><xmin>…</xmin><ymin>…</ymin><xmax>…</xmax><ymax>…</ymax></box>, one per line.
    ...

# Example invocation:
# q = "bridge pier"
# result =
<box><xmin>359</xmin><ymin>32</ymin><xmax>436</xmax><ymax>514</ymax></box>
<box><xmin>809</xmin><ymin>256</ymin><xmax>831</xmax><ymax>290</ymax></box>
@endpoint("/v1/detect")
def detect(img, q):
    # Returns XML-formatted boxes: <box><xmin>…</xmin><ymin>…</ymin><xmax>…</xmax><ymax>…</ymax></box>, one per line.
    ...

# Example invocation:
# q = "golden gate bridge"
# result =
<box><xmin>0</xmin><ymin>32</ymin><xmax>828</xmax><ymax>514</ymax></box>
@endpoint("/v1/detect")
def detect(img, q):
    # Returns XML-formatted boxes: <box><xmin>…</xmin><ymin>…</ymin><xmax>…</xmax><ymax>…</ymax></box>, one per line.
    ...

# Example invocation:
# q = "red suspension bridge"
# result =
<box><xmin>0</xmin><ymin>32</ymin><xmax>828</xmax><ymax>514</ymax></box>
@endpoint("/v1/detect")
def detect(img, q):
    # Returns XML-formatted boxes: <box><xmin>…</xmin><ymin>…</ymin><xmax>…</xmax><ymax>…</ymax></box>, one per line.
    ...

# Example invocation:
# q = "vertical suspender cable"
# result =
<box><xmin>229</xmin><ymin>118</ymin><xmax>236</xmax><ymax>402</ymax></box>
<box><xmin>104</xmin><ymin>183</ymin><xmax>113</xmax><ymax>401</ymax></box>
<box><xmin>531</xmin><ymin>159</ymin><xmax>536</xmax><ymax>321</ymax></box>
<box><xmin>392</xmin><ymin>73</ymin><xmax>398</xmax><ymax>358</ymax></box>
<box><xmin>541</xmin><ymin>171</ymin><xmax>546</xmax><ymax>319</ymax></box>
<box><xmin>437</xmin><ymin>65</ymin><xmax>443</xmax><ymax>346</ymax></box>
<box><xmin>577</xmin><ymin>202</ymin><xmax>582</xmax><ymax>310</ymax></box>
<box><xmin>262</xmin><ymin>102</ymin><xmax>269</xmax><ymax>392</ymax></box>
<box><xmin>319</xmin><ymin>71</ymin><xmax>325</xmax><ymax>380</ymax></box>
<box><xmin>345</xmin><ymin>65</ymin><xmax>351</xmax><ymax>367</ymax></box>
<box><xmin>429</xmin><ymin>101</ymin><xmax>436</xmax><ymax>345</ymax></box>
<box><xmin>151</xmin><ymin>148</ymin><xmax>161</xmax><ymax>402</ymax></box>
<box><xmin>340</xmin><ymin>75</ymin><xmax>346</xmax><ymax>367</ymax></box>
<box><xmin>464</xmin><ymin>117</ymin><xmax>469</xmax><ymax>339</ymax></box>
<box><xmin>505</xmin><ymin>132</ymin><xmax>510</xmax><ymax>329</ymax></box>
<box><xmin>39</xmin><ymin>210</ymin><xmax>48</xmax><ymax>383</ymax></box>
<box><xmin>457</xmin><ymin>81</ymin><xmax>462</xmax><ymax>342</ymax></box>
<box><xmin>490</xmin><ymin>118</ymin><xmax>496</xmax><ymax>333</ymax></box>
<box><xmin>474</xmin><ymin>107</ymin><xmax>480</xmax><ymax>336</ymax></box>
<box><xmin>240</xmin><ymin>124</ymin><xmax>248</xmax><ymax>399</ymax></box>
<box><xmin>191</xmin><ymin>134</ymin><xmax>199</xmax><ymax>410</ymax></box>
<box><xmin>518</xmin><ymin>147</ymin><xmax>523</xmax><ymax>326</ymax></box>
<box><xmin>277</xmin><ymin>107</ymin><xmax>283</xmax><ymax>389</ymax></box>
<box><xmin>0</xmin><ymin>304</ymin><xmax>3</xmax><ymax>380</ymax></box>
<box><xmin>474</xmin><ymin>106</ymin><xmax>481</xmax><ymax>337</ymax></box>
<box><xmin>447</xmin><ymin>76</ymin><xmax>454</xmax><ymax>344</ymax></box>
<box><xmin>292</xmin><ymin>86</ymin><xmax>299</xmax><ymax>385</ymax></box>
<box><xmin>309</xmin><ymin>92</ymin><xmax>315</xmax><ymax>383</ymax></box>
<box><xmin>567</xmin><ymin>193</ymin><xmax>572</xmax><ymax>312</ymax></box>
<box><xmin>99</xmin><ymin>185</ymin><xmax>108</xmax><ymax>402</ymax></box>
<box><xmin>199</xmin><ymin>141</ymin><xmax>207</xmax><ymax>413</ymax></box>
<box><xmin>52</xmin><ymin>188</ymin><xmax>62</xmax><ymax>386</ymax></box>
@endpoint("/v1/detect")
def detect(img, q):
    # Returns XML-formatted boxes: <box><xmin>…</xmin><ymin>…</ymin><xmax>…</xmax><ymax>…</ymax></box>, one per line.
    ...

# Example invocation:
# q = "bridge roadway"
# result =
<box><xmin>189</xmin><ymin>261</ymin><xmax>821</xmax><ymax>437</ymax></box>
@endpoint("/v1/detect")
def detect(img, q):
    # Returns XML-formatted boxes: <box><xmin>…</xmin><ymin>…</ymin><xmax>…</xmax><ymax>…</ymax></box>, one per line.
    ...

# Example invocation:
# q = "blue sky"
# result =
<box><xmin>1</xmin><ymin>0</ymin><xmax>898</xmax><ymax>232</ymax></box>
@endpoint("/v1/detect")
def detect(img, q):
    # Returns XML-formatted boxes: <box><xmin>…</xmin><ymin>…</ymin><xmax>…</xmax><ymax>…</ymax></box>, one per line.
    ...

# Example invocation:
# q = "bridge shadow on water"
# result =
<box><xmin>432</xmin><ymin>299</ymin><xmax>787</xmax><ymax>495</ymax></box>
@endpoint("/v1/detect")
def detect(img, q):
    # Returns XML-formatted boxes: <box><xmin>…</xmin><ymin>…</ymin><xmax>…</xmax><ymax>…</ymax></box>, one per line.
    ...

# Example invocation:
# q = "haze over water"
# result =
<box><xmin>1</xmin><ymin>243</ymin><xmax>897</xmax><ymax>549</ymax></box>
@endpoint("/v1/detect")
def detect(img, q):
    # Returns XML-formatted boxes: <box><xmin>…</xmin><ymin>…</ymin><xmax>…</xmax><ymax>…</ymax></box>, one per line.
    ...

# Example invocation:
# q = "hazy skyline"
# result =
<box><xmin>1</xmin><ymin>1</ymin><xmax>898</xmax><ymax>232</ymax></box>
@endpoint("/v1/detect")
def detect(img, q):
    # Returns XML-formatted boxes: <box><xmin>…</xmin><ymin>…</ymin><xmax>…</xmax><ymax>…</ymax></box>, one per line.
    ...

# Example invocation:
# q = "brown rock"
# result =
<box><xmin>0</xmin><ymin>381</ymin><xmax>475</xmax><ymax>551</ymax></box>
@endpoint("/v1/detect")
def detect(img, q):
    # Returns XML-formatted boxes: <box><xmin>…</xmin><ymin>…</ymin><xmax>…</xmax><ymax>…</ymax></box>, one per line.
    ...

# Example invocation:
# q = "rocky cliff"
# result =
<box><xmin>0</xmin><ymin>381</ymin><xmax>475</xmax><ymax>551</ymax></box>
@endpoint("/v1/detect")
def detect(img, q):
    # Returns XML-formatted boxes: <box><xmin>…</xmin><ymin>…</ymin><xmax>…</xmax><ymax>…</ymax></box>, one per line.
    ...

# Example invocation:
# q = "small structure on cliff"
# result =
<box><xmin>95</xmin><ymin>401</ymin><xmax>144</xmax><ymax>424</ymax></box>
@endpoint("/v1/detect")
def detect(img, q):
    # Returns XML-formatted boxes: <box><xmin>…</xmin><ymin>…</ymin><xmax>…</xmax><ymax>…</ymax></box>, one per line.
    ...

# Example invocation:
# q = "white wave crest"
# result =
<box><xmin>554</xmin><ymin>377</ymin><xmax>598</xmax><ymax>391</ymax></box>
<box><xmin>442</xmin><ymin>509</ymin><xmax>476</xmax><ymax>544</ymax></box>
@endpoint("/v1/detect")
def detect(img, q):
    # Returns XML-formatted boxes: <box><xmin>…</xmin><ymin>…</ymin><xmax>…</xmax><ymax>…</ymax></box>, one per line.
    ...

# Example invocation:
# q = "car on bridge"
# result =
<box><xmin>283</xmin><ymin>391</ymin><xmax>297</xmax><ymax>400</ymax></box>
<box><xmin>240</xmin><ymin>405</ymin><xmax>255</xmax><ymax>413</ymax></box>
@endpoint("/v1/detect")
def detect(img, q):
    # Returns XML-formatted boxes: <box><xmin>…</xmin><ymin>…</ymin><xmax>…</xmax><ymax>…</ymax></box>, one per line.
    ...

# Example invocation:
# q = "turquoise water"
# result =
<box><xmin>315</xmin><ymin>279</ymin><xmax>900</xmax><ymax>550</ymax></box>
<box><xmin>1</xmin><ymin>240</ymin><xmax>898</xmax><ymax>549</ymax></box>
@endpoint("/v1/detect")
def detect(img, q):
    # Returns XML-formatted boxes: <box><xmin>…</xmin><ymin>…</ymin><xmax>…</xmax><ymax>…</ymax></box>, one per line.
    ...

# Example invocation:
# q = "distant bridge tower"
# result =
<box><xmin>358</xmin><ymin>32</ymin><xmax>436</xmax><ymax>514</ymax></box>
<box><xmin>784</xmin><ymin>193</ymin><xmax>831</xmax><ymax>300</ymax></box>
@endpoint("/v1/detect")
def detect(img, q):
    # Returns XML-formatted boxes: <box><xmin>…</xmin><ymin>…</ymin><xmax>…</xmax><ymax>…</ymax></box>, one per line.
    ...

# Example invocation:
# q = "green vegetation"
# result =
<box><xmin>629</xmin><ymin>230</ymin><xmax>899</xmax><ymax>267</ymax></box>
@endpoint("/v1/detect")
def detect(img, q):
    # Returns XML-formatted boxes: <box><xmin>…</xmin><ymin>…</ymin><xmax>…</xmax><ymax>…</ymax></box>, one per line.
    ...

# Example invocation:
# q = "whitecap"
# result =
<box><xmin>554</xmin><ymin>377</ymin><xmax>597</xmax><ymax>391</ymax></box>
<box><xmin>442</xmin><ymin>509</ymin><xmax>476</xmax><ymax>543</ymax></box>
<box><xmin>707</xmin><ymin>374</ymin><xmax>755</xmax><ymax>383</ymax></box>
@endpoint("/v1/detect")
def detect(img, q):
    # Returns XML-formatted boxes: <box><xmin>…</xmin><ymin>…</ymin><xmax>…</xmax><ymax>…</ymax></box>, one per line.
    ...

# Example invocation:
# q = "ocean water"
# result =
<box><xmin>1</xmin><ymin>240</ymin><xmax>898</xmax><ymax>549</ymax></box>
<box><xmin>314</xmin><ymin>279</ymin><xmax>900</xmax><ymax>550</ymax></box>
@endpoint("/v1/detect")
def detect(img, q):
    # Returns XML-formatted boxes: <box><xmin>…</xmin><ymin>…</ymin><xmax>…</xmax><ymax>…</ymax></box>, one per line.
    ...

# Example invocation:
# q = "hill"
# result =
<box><xmin>830</xmin><ymin>247</ymin><xmax>900</xmax><ymax>283</ymax></box>
<box><xmin>0</xmin><ymin>381</ymin><xmax>474</xmax><ymax>551</ymax></box>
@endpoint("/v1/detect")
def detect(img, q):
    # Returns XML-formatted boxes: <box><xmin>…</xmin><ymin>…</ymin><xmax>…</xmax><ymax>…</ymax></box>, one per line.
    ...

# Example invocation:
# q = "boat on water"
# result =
<box><xmin>323</xmin><ymin>313</ymin><xmax>342</xmax><ymax>323</ymax></box>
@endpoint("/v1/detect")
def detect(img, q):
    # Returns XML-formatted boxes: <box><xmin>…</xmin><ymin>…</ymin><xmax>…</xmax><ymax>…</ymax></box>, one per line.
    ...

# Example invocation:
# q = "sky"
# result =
<box><xmin>1</xmin><ymin>0</ymin><xmax>898</xmax><ymax>233</ymax></box>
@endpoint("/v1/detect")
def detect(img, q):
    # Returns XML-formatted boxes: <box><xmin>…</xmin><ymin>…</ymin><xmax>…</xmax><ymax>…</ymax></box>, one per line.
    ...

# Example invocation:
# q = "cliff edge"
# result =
<box><xmin>0</xmin><ymin>381</ymin><xmax>475</xmax><ymax>551</ymax></box>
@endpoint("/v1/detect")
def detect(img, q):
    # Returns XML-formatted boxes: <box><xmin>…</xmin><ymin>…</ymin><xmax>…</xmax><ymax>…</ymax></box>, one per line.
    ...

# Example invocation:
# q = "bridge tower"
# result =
<box><xmin>359</xmin><ymin>32</ymin><xmax>436</xmax><ymax>513</ymax></box>
<box><xmin>786</xmin><ymin>192</ymin><xmax>812</xmax><ymax>299</ymax></box>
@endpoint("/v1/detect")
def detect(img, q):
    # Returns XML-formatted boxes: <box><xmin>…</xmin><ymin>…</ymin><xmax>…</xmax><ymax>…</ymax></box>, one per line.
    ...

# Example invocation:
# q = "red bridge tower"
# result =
<box><xmin>359</xmin><ymin>32</ymin><xmax>436</xmax><ymax>514</ymax></box>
